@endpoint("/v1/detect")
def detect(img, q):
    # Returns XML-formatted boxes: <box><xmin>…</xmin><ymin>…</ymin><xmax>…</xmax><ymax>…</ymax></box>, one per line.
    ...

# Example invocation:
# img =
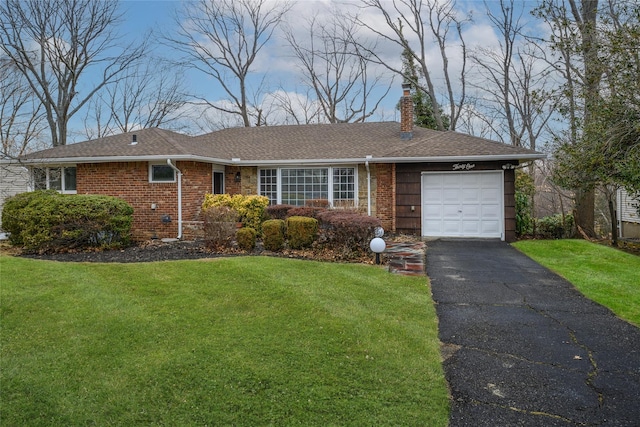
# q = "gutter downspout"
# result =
<box><xmin>365</xmin><ymin>155</ymin><xmax>372</xmax><ymax>216</ymax></box>
<box><xmin>166</xmin><ymin>159</ymin><xmax>183</xmax><ymax>239</ymax></box>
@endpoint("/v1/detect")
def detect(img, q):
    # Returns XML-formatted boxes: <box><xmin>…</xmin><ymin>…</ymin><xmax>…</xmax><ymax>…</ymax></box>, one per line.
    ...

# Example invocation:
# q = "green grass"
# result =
<box><xmin>0</xmin><ymin>256</ymin><xmax>449</xmax><ymax>426</ymax></box>
<box><xmin>513</xmin><ymin>239</ymin><xmax>640</xmax><ymax>326</ymax></box>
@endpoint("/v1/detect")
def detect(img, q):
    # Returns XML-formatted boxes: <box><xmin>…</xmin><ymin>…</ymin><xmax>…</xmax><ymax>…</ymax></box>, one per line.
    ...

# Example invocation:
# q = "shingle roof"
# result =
<box><xmin>18</xmin><ymin>122</ymin><xmax>544</xmax><ymax>164</ymax></box>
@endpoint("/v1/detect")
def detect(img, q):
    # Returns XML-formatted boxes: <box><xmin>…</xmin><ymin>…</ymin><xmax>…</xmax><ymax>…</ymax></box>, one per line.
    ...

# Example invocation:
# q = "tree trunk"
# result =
<box><xmin>574</xmin><ymin>188</ymin><xmax>595</xmax><ymax>237</ymax></box>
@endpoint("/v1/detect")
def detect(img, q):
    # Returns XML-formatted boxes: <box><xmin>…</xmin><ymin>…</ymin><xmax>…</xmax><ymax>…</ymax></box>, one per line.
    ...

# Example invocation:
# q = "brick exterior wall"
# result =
<box><xmin>77</xmin><ymin>161</ymin><xmax>212</xmax><ymax>241</ymax></box>
<box><xmin>374</xmin><ymin>163</ymin><xmax>396</xmax><ymax>232</ymax></box>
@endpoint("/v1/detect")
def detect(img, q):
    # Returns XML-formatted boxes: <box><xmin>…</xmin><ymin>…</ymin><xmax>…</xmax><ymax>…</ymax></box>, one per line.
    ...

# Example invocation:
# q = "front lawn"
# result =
<box><xmin>513</xmin><ymin>239</ymin><xmax>640</xmax><ymax>326</ymax></box>
<box><xmin>0</xmin><ymin>256</ymin><xmax>449</xmax><ymax>426</ymax></box>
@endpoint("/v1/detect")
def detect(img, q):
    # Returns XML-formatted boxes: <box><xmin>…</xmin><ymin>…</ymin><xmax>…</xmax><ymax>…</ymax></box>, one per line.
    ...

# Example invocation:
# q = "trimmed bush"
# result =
<box><xmin>316</xmin><ymin>210</ymin><xmax>382</xmax><ymax>256</ymax></box>
<box><xmin>286</xmin><ymin>206</ymin><xmax>326</xmax><ymax>219</ymax></box>
<box><xmin>202</xmin><ymin>206</ymin><xmax>238</xmax><ymax>250</ymax></box>
<box><xmin>536</xmin><ymin>214</ymin><xmax>575</xmax><ymax>239</ymax></box>
<box><xmin>286</xmin><ymin>216</ymin><xmax>318</xmax><ymax>249</ymax></box>
<box><xmin>236</xmin><ymin>227</ymin><xmax>257</xmax><ymax>251</ymax></box>
<box><xmin>262</xmin><ymin>219</ymin><xmax>285</xmax><ymax>251</ymax></box>
<box><xmin>1</xmin><ymin>190</ymin><xmax>133</xmax><ymax>252</ymax></box>
<box><xmin>202</xmin><ymin>194</ymin><xmax>269</xmax><ymax>233</ymax></box>
<box><xmin>265</xmin><ymin>204</ymin><xmax>295</xmax><ymax>220</ymax></box>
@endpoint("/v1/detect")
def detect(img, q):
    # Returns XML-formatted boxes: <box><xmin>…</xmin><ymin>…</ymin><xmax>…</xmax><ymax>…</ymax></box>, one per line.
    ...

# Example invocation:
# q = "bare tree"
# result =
<box><xmin>352</xmin><ymin>0</ymin><xmax>468</xmax><ymax>130</ymax></box>
<box><xmin>283</xmin><ymin>11</ymin><xmax>392</xmax><ymax>123</ymax></box>
<box><xmin>167</xmin><ymin>0</ymin><xmax>292</xmax><ymax>128</ymax></box>
<box><xmin>264</xmin><ymin>87</ymin><xmax>323</xmax><ymax>125</ymax></box>
<box><xmin>469</xmin><ymin>0</ymin><xmax>556</xmax><ymax>149</ymax></box>
<box><xmin>534</xmin><ymin>0</ymin><xmax>603</xmax><ymax>237</ymax></box>
<box><xmin>0</xmin><ymin>0</ymin><xmax>146</xmax><ymax>147</ymax></box>
<box><xmin>83</xmin><ymin>58</ymin><xmax>189</xmax><ymax>139</ymax></box>
<box><xmin>0</xmin><ymin>58</ymin><xmax>46</xmax><ymax>157</ymax></box>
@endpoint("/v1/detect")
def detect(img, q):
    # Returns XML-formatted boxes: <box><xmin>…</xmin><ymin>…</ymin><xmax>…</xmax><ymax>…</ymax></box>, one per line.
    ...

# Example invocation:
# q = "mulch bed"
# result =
<box><xmin>13</xmin><ymin>239</ymin><xmax>385</xmax><ymax>264</ymax></box>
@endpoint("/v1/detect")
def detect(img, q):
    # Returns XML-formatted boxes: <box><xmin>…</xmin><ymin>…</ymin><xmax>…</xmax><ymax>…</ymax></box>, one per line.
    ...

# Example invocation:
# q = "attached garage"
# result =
<box><xmin>422</xmin><ymin>171</ymin><xmax>504</xmax><ymax>239</ymax></box>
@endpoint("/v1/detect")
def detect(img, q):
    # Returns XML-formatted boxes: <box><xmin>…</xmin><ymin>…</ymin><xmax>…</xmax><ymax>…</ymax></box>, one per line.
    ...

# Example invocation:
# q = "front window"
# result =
<box><xmin>281</xmin><ymin>168</ymin><xmax>329</xmax><ymax>206</ymax></box>
<box><xmin>32</xmin><ymin>166</ymin><xmax>76</xmax><ymax>193</ymax></box>
<box><xmin>260</xmin><ymin>169</ymin><xmax>278</xmax><ymax>205</ymax></box>
<box><xmin>259</xmin><ymin>166</ymin><xmax>356</xmax><ymax>207</ymax></box>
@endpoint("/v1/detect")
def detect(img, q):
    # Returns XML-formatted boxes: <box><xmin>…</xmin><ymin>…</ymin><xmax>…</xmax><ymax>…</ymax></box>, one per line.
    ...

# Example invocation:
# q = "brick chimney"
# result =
<box><xmin>400</xmin><ymin>83</ymin><xmax>413</xmax><ymax>140</ymax></box>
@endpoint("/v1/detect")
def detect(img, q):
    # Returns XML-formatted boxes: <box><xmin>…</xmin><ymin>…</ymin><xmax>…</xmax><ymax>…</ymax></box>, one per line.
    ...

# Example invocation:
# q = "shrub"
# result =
<box><xmin>515</xmin><ymin>171</ymin><xmax>535</xmax><ymax>237</ymax></box>
<box><xmin>236</xmin><ymin>227</ymin><xmax>257</xmax><ymax>251</ymax></box>
<box><xmin>316</xmin><ymin>210</ymin><xmax>381</xmax><ymax>256</ymax></box>
<box><xmin>202</xmin><ymin>206</ymin><xmax>238</xmax><ymax>250</ymax></box>
<box><xmin>286</xmin><ymin>216</ymin><xmax>318</xmax><ymax>249</ymax></box>
<box><xmin>536</xmin><ymin>214</ymin><xmax>575</xmax><ymax>239</ymax></box>
<box><xmin>202</xmin><ymin>194</ymin><xmax>269</xmax><ymax>233</ymax></box>
<box><xmin>2</xmin><ymin>190</ymin><xmax>58</xmax><ymax>245</ymax></box>
<box><xmin>305</xmin><ymin>199</ymin><xmax>330</xmax><ymax>208</ymax></box>
<box><xmin>265</xmin><ymin>204</ymin><xmax>295</xmax><ymax>220</ymax></box>
<box><xmin>1</xmin><ymin>190</ymin><xmax>133</xmax><ymax>252</ymax></box>
<box><xmin>262</xmin><ymin>219</ymin><xmax>285</xmax><ymax>251</ymax></box>
<box><xmin>286</xmin><ymin>206</ymin><xmax>326</xmax><ymax>219</ymax></box>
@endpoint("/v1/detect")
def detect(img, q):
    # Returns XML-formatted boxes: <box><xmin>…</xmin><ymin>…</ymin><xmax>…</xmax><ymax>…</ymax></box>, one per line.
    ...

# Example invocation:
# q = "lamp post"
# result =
<box><xmin>370</xmin><ymin>227</ymin><xmax>386</xmax><ymax>265</ymax></box>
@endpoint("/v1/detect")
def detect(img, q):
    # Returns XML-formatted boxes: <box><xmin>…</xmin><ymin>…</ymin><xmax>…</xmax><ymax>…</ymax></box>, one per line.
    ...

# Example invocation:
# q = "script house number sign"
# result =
<box><xmin>452</xmin><ymin>163</ymin><xmax>476</xmax><ymax>171</ymax></box>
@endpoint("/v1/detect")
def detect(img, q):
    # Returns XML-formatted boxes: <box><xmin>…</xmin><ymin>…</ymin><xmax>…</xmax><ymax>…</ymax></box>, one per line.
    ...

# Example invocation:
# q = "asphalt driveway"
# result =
<box><xmin>426</xmin><ymin>239</ymin><xmax>640</xmax><ymax>426</ymax></box>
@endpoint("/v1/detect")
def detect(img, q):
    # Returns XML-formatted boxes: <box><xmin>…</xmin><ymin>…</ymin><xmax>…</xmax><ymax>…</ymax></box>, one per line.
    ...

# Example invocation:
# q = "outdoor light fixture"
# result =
<box><xmin>370</xmin><ymin>227</ymin><xmax>386</xmax><ymax>265</ymax></box>
<box><xmin>235</xmin><ymin>171</ymin><xmax>241</xmax><ymax>182</ymax></box>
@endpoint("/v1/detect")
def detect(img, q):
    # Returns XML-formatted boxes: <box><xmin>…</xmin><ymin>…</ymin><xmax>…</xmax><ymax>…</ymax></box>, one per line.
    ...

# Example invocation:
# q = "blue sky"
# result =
<box><xmin>66</xmin><ymin>0</ymin><xmax>548</xmax><ymax>142</ymax></box>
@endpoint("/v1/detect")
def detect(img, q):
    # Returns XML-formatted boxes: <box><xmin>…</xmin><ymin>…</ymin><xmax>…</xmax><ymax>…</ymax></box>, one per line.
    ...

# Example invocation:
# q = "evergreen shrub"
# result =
<box><xmin>262</xmin><ymin>219</ymin><xmax>285</xmax><ymax>251</ymax></box>
<box><xmin>286</xmin><ymin>216</ymin><xmax>318</xmax><ymax>249</ymax></box>
<box><xmin>1</xmin><ymin>190</ymin><xmax>133</xmax><ymax>252</ymax></box>
<box><xmin>536</xmin><ymin>214</ymin><xmax>575</xmax><ymax>239</ymax></box>
<box><xmin>236</xmin><ymin>227</ymin><xmax>257</xmax><ymax>251</ymax></box>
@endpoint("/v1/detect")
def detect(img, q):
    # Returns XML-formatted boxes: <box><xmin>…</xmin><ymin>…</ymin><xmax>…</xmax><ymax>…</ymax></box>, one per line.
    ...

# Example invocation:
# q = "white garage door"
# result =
<box><xmin>422</xmin><ymin>171</ymin><xmax>503</xmax><ymax>239</ymax></box>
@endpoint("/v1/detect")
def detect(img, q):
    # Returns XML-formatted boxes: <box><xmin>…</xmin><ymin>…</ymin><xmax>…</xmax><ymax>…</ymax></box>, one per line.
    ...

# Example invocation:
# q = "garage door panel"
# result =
<box><xmin>462</xmin><ymin>221</ymin><xmax>481</xmax><ymax>234</ymax></box>
<box><xmin>423</xmin><ymin>188</ymin><xmax>443</xmax><ymax>203</ymax></box>
<box><xmin>422</xmin><ymin>172</ymin><xmax>503</xmax><ymax>239</ymax></box>
<box><xmin>481</xmin><ymin>221</ymin><xmax>501</xmax><ymax>234</ymax></box>
<box><xmin>461</xmin><ymin>189</ymin><xmax>480</xmax><ymax>202</ymax></box>
<box><xmin>423</xmin><ymin>205</ymin><xmax>442</xmax><ymax>219</ymax></box>
<box><xmin>443</xmin><ymin>221</ymin><xmax>462</xmax><ymax>234</ymax></box>
<box><xmin>481</xmin><ymin>188</ymin><xmax>501</xmax><ymax>202</ymax></box>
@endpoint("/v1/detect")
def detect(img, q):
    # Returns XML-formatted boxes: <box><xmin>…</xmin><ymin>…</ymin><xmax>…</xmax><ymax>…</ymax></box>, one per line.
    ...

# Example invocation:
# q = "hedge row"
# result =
<box><xmin>1</xmin><ymin>190</ymin><xmax>133</xmax><ymax>253</ymax></box>
<box><xmin>202</xmin><ymin>204</ymin><xmax>380</xmax><ymax>257</ymax></box>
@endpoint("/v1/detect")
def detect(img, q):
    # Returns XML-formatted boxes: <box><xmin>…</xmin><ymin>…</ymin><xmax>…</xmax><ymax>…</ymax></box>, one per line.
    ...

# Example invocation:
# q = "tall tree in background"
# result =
<box><xmin>469</xmin><ymin>0</ymin><xmax>556</xmax><ymax>150</ymax></box>
<box><xmin>536</xmin><ymin>0</ymin><xmax>602</xmax><ymax>237</ymax></box>
<box><xmin>283</xmin><ymin>10</ymin><xmax>391</xmax><ymax>123</ymax></box>
<box><xmin>353</xmin><ymin>0</ymin><xmax>468</xmax><ymax>131</ymax></box>
<box><xmin>83</xmin><ymin>58</ymin><xmax>189</xmax><ymax>139</ymax></box>
<box><xmin>400</xmin><ymin>44</ymin><xmax>448</xmax><ymax>130</ymax></box>
<box><xmin>552</xmin><ymin>0</ymin><xmax>640</xmax><ymax>239</ymax></box>
<box><xmin>0</xmin><ymin>58</ymin><xmax>46</xmax><ymax>157</ymax></box>
<box><xmin>168</xmin><ymin>0</ymin><xmax>292</xmax><ymax>128</ymax></box>
<box><xmin>0</xmin><ymin>0</ymin><xmax>146</xmax><ymax>147</ymax></box>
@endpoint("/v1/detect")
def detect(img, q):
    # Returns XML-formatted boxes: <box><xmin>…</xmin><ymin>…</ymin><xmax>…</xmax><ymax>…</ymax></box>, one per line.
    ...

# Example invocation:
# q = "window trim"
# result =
<box><xmin>149</xmin><ymin>162</ymin><xmax>177</xmax><ymax>183</ymax></box>
<box><xmin>31</xmin><ymin>166</ymin><xmax>77</xmax><ymax>194</ymax></box>
<box><xmin>259</xmin><ymin>165</ymin><xmax>358</xmax><ymax>207</ymax></box>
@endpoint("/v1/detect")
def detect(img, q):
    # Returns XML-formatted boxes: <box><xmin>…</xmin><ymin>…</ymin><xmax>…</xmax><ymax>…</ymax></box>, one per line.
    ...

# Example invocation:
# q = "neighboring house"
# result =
<box><xmin>617</xmin><ymin>187</ymin><xmax>640</xmax><ymax>239</ymax></box>
<box><xmin>10</xmin><ymin>86</ymin><xmax>544</xmax><ymax>242</ymax></box>
<box><xmin>0</xmin><ymin>163</ymin><xmax>30</xmax><ymax>239</ymax></box>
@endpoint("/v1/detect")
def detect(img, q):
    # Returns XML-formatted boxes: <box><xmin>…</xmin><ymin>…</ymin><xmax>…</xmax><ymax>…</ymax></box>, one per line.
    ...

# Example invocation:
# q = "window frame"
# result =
<box><xmin>31</xmin><ymin>166</ymin><xmax>77</xmax><ymax>194</ymax></box>
<box><xmin>148</xmin><ymin>162</ymin><xmax>176</xmax><ymax>183</ymax></box>
<box><xmin>259</xmin><ymin>165</ymin><xmax>358</xmax><ymax>207</ymax></box>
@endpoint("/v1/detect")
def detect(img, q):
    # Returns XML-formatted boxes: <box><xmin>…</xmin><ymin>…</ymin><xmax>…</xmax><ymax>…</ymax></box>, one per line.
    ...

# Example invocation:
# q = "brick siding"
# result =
<box><xmin>77</xmin><ymin>161</ymin><xmax>212</xmax><ymax>241</ymax></box>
